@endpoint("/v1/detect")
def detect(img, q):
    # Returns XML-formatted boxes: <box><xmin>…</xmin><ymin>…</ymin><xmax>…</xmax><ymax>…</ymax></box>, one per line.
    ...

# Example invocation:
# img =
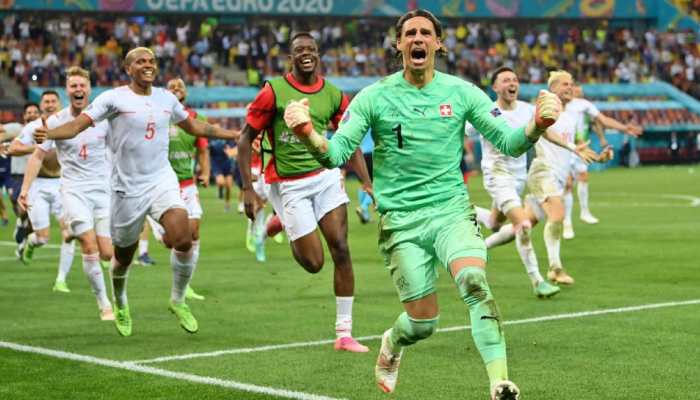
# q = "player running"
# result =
<box><xmin>20</xmin><ymin>67</ymin><xmax>114</xmax><ymax>320</ymax></box>
<box><xmin>238</xmin><ymin>32</ymin><xmax>373</xmax><ymax>353</ymax></box>
<box><xmin>10</xmin><ymin>92</ymin><xmax>76</xmax><ymax>292</ymax></box>
<box><xmin>469</xmin><ymin>67</ymin><xmax>596</xmax><ymax>298</ymax></box>
<box><xmin>562</xmin><ymin>84</ymin><xmax>642</xmax><ymax>238</ymax></box>
<box><xmin>284</xmin><ymin>10</ymin><xmax>561</xmax><ymax>399</ymax></box>
<box><xmin>33</xmin><ymin>47</ymin><xmax>239</xmax><ymax>337</ymax></box>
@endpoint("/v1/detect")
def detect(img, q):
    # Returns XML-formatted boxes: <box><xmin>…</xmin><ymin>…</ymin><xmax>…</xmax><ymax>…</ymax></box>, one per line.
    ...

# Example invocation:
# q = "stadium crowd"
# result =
<box><xmin>1</xmin><ymin>13</ymin><xmax>699</xmax><ymax>97</ymax></box>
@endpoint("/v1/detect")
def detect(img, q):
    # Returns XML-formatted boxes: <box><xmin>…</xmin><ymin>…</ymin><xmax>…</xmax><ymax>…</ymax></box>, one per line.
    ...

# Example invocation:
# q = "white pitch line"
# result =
<box><xmin>0</xmin><ymin>341</ymin><xmax>346</xmax><ymax>400</ymax></box>
<box><xmin>131</xmin><ymin>299</ymin><xmax>700</xmax><ymax>365</ymax></box>
<box><xmin>0</xmin><ymin>240</ymin><xmax>61</xmax><ymax>249</ymax></box>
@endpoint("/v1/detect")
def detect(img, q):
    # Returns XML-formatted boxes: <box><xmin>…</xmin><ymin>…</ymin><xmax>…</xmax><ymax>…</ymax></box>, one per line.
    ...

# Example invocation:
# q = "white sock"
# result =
<box><xmin>577</xmin><ymin>181</ymin><xmax>590</xmax><ymax>214</ymax></box>
<box><xmin>484</xmin><ymin>224</ymin><xmax>515</xmax><ymax>249</ymax></box>
<box><xmin>564</xmin><ymin>191</ymin><xmax>573</xmax><ymax>225</ymax></box>
<box><xmin>335</xmin><ymin>296</ymin><xmax>354</xmax><ymax>338</ymax></box>
<box><xmin>138</xmin><ymin>239</ymin><xmax>149</xmax><ymax>256</ymax></box>
<box><xmin>192</xmin><ymin>240</ymin><xmax>200</xmax><ymax>269</ymax></box>
<box><xmin>544</xmin><ymin>221</ymin><xmax>563</xmax><ymax>269</ymax></box>
<box><xmin>514</xmin><ymin>223</ymin><xmax>543</xmax><ymax>285</ymax></box>
<box><xmin>170</xmin><ymin>248</ymin><xmax>194</xmax><ymax>304</ymax></box>
<box><xmin>110</xmin><ymin>258</ymin><xmax>130</xmax><ymax>308</ymax></box>
<box><xmin>56</xmin><ymin>241</ymin><xmax>75</xmax><ymax>282</ymax></box>
<box><xmin>475</xmin><ymin>206</ymin><xmax>494</xmax><ymax>230</ymax></box>
<box><xmin>82</xmin><ymin>253</ymin><xmax>111</xmax><ymax>310</ymax></box>
<box><xmin>28</xmin><ymin>233</ymin><xmax>47</xmax><ymax>247</ymax></box>
<box><xmin>254</xmin><ymin>208</ymin><xmax>266</xmax><ymax>242</ymax></box>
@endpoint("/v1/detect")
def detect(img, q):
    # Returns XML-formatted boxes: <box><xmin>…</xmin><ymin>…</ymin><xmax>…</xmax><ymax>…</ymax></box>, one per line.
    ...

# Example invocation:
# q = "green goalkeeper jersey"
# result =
<box><xmin>315</xmin><ymin>70</ymin><xmax>534</xmax><ymax>213</ymax></box>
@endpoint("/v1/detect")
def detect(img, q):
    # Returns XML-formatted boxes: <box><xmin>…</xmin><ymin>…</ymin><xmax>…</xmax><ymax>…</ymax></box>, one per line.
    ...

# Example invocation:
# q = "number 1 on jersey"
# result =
<box><xmin>145</xmin><ymin>121</ymin><xmax>156</xmax><ymax>140</ymax></box>
<box><xmin>392</xmin><ymin>123</ymin><xmax>403</xmax><ymax>148</ymax></box>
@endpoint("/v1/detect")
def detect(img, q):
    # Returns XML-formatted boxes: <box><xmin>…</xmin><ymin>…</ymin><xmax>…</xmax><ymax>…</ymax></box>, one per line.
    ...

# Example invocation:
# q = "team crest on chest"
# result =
<box><xmin>439</xmin><ymin>104</ymin><xmax>453</xmax><ymax>117</ymax></box>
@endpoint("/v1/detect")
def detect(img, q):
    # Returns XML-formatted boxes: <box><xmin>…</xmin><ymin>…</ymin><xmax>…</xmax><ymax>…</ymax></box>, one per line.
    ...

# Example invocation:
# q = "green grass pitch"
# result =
<box><xmin>1</xmin><ymin>165</ymin><xmax>698</xmax><ymax>399</ymax></box>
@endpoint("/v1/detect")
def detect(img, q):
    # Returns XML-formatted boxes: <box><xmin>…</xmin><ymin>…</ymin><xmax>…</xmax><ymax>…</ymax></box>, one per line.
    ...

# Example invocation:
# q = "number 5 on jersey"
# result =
<box><xmin>145</xmin><ymin>121</ymin><xmax>156</xmax><ymax>140</ymax></box>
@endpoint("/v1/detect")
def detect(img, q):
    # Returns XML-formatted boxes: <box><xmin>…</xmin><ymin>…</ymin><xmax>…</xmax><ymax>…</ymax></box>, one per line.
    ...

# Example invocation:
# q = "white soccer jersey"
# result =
<box><xmin>83</xmin><ymin>86</ymin><xmax>189</xmax><ymax>196</ymax></box>
<box><xmin>466</xmin><ymin>100</ymin><xmax>533</xmax><ymax>176</ymax></box>
<box><xmin>39</xmin><ymin>108</ymin><xmax>110</xmax><ymax>189</ymax></box>
<box><xmin>4</xmin><ymin>122</ymin><xmax>26</xmax><ymax>174</ymax></box>
<box><xmin>534</xmin><ymin>108</ymin><xmax>577</xmax><ymax>181</ymax></box>
<box><xmin>566</xmin><ymin>98</ymin><xmax>600</xmax><ymax>137</ymax></box>
<box><xmin>17</xmin><ymin>118</ymin><xmax>42</xmax><ymax>146</ymax></box>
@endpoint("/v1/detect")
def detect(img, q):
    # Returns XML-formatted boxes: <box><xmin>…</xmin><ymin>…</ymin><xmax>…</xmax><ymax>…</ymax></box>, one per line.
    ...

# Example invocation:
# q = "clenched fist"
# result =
<box><xmin>284</xmin><ymin>98</ymin><xmax>313</xmax><ymax>136</ymax></box>
<box><xmin>534</xmin><ymin>90</ymin><xmax>562</xmax><ymax>130</ymax></box>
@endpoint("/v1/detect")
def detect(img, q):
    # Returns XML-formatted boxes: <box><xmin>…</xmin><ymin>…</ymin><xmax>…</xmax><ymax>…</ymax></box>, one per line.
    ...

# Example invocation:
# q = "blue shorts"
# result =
<box><xmin>212</xmin><ymin>158</ymin><xmax>232</xmax><ymax>177</ymax></box>
<box><xmin>0</xmin><ymin>172</ymin><xmax>11</xmax><ymax>191</ymax></box>
<box><xmin>9</xmin><ymin>174</ymin><xmax>22</xmax><ymax>202</ymax></box>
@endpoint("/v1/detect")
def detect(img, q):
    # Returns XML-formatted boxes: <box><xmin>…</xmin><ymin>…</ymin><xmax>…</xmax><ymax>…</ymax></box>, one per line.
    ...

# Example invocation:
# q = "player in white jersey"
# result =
<box><xmin>33</xmin><ymin>47</ymin><xmax>239</xmax><ymax>337</ymax></box>
<box><xmin>561</xmin><ymin>85</ymin><xmax>642</xmax><ymax>239</ymax></box>
<box><xmin>20</xmin><ymin>67</ymin><xmax>114</xmax><ymax>320</ymax></box>
<box><xmin>1</xmin><ymin>105</ymin><xmax>38</xmax><ymax>256</ymax></box>
<box><xmin>9</xmin><ymin>92</ymin><xmax>78</xmax><ymax>293</ymax></box>
<box><xmin>470</xmin><ymin>67</ymin><xmax>595</xmax><ymax>298</ymax></box>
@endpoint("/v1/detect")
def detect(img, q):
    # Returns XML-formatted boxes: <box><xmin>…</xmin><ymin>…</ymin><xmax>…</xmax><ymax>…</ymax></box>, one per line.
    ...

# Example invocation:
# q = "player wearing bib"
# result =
<box><xmin>561</xmin><ymin>85</ymin><xmax>642</xmax><ymax>239</ymax></box>
<box><xmin>283</xmin><ymin>10</ymin><xmax>562</xmax><ymax>399</ymax></box>
<box><xmin>166</xmin><ymin>78</ymin><xmax>210</xmax><ymax>301</ymax></box>
<box><xmin>34</xmin><ymin>48</ymin><xmax>239</xmax><ymax>337</ymax></box>
<box><xmin>11</xmin><ymin>92</ymin><xmax>77</xmax><ymax>294</ymax></box>
<box><xmin>238</xmin><ymin>32</ymin><xmax>373</xmax><ymax>354</ymax></box>
<box><xmin>20</xmin><ymin>68</ymin><xmax>114</xmax><ymax>320</ymax></box>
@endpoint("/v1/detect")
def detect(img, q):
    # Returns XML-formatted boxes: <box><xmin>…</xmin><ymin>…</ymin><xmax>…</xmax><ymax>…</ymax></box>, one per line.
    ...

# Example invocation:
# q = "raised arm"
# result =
<box><xmin>595</xmin><ymin>113</ymin><xmax>642</xmax><ymax>137</ymax></box>
<box><xmin>543</xmin><ymin>128</ymin><xmax>598</xmax><ymax>164</ymax></box>
<box><xmin>466</xmin><ymin>89</ymin><xmax>561</xmax><ymax>157</ymax></box>
<box><xmin>177</xmin><ymin>117</ymin><xmax>240</xmax><ymax>140</ymax></box>
<box><xmin>18</xmin><ymin>147</ymin><xmax>47</xmax><ymax>212</ymax></box>
<box><xmin>285</xmin><ymin>95</ymin><xmax>371</xmax><ymax>168</ymax></box>
<box><xmin>37</xmin><ymin>114</ymin><xmax>92</xmax><ymax>142</ymax></box>
<box><xmin>8</xmin><ymin>138</ymin><xmax>35</xmax><ymax>156</ymax></box>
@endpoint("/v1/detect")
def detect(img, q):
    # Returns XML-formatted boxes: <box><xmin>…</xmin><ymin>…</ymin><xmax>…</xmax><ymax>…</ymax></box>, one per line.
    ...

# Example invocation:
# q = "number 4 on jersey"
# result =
<box><xmin>79</xmin><ymin>144</ymin><xmax>88</xmax><ymax>160</ymax></box>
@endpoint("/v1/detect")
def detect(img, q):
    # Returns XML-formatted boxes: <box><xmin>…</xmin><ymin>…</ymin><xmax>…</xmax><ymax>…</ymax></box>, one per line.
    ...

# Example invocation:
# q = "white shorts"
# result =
<box><xmin>525</xmin><ymin>194</ymin><xmax>546</xmax><ymax>222</ymax></box>
<box><xmin>252</xmin><ymin>166</ymin><xmax>270</xmax><ymax>201</ymax></box>
<box><xmin>111</xmin><ymin>175</ymin><xmax>186</xmax><ymax>247</ymax></box>
<box><xmin>27</xmin><ymin>177</ymin><xmax>62</xmax><ymax>231</ymax></box>
<box><xmin>268</xmin><ymin>168</ymin><xmax>349</xmax><ymax>241</ymax></box>
<box><xmin>179</xmin><ymin>182</ymin><xmax>203</xmax><ymax>220</ymax></box>
<box><xmin>61</xmin><ymin>185</ymin><xmax>110</xmax><ymax>238</ymax></box>
<box><xmin>570</xmin><ymin>156</ymin><xmax>588</xmax><ymax>177</ymax></box>
<box><xmin>527</xmin><ymin>158</ymin><xmax>566</xmax><ymax>204</ymax></box>
<box><xmin>482</xmin><ymin>168</ymin><xmax>527</xmax><ymax>215</ymax></box>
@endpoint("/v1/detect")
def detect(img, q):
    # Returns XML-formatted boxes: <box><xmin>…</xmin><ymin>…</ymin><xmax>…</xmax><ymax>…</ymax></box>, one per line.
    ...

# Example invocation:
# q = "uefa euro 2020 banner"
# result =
<box><xmin>3</xmin><ymin>0</ymin><xmax>656</xmax><ymax>18</ymax></box>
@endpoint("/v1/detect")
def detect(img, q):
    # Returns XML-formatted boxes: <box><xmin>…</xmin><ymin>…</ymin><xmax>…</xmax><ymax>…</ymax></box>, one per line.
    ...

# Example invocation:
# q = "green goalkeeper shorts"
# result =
<box><xmin>378</xmin><ymin>195</ymin><xmax>487</xmax><ymax>303</ymax></box>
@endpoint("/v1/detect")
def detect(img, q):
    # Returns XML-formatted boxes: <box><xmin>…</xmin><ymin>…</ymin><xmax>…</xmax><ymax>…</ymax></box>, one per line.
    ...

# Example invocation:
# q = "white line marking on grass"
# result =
<box><xmin>131</xmin><ymin>299</ymin><xmax>700</xmax><ymax>364</ymax></box>
<box><xmin>0</xmin><ymin>341</ymin><xmax>346</xmax><ymax>400</ymax></box>
<box><xmin>0</xmin><ymin>240</ymin><xmax>61</xmax><ymax>249</ymax></box>
<box><xmin>596</xmin><ymin>192</ymin><xmax>700</xmax><ymax>207</ymax></box>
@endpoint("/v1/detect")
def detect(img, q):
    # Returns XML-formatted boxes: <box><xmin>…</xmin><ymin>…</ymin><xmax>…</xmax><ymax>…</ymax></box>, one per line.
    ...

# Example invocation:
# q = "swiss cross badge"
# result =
<box><xmin>439</xmin><ymin>104</ymin><xmax>453</xmax><ymax>117</ymax></box>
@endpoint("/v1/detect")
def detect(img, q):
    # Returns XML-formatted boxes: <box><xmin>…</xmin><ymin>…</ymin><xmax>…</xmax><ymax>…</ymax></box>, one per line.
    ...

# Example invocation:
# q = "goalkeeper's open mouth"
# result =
<box><xmin>410</xmin><ymin>47</ymin><xmax>428</xmax><ymax>66</ymax></box>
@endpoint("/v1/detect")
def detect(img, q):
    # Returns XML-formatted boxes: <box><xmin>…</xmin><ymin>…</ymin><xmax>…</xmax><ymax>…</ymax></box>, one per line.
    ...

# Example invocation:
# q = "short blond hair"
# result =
<box><xmin>66</xmin><ymin>66</ymin><xmax>90</xmax><ymax>80</ymax></box>
<box><xmin>124</xmin><ymin>47</ymin><xmax>155</xmax><ymax>66</ymax></box>
<box><xmin>548</xmin><ymin>70</ymin><xmax>572</xmax><ymax>89</ymax></box>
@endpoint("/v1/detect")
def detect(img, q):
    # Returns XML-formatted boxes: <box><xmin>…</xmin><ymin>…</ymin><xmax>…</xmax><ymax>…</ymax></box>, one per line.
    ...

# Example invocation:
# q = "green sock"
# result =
<box><xmin>388</xmin><ymin>312</ymin><xmax>439</xmax><ymax>352</ymax></box>
<box><xmin>454</xmin><ymin>267</ymin><xmax>507</xmax><ymax>384</ymax></box>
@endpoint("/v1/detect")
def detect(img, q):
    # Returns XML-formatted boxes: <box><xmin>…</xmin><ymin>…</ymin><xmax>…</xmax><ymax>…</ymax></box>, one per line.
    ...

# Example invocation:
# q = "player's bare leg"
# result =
<box><xmin>541</xmin><ymin>196</ymin><xmax>574</xmax><ymax>285</ymax></box>
<box><xmin>318</xmin><ymin>204</ymin><xmax>368</xmax><ymax>352</ymax></box>
<box><xmin>160</xmin><ymin>208</ymin><xmax>198</xmax><ymax>333</ymax></box>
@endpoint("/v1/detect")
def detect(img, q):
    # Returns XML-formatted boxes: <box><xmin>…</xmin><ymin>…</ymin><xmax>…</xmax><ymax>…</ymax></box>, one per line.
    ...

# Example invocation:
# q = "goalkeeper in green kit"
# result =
<box><xmin>284</xmin><ymin>10</ymin><xmax>562</xmax><ymax>400</ymax></box>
